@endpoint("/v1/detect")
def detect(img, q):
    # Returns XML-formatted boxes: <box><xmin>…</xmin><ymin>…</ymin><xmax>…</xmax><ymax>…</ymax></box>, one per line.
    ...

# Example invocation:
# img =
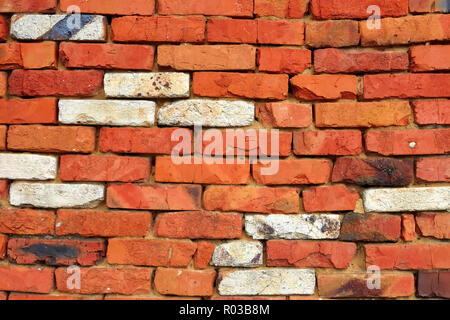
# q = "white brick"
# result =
<box><xmin>59</xmin><ymin>100</ymin><xmax>156</xmax><ymax>126</ymax></box>
<box><xmin>218</xmin><ymin>269</ymin><xmax>316</xmax><ymax>296</ymax></box>
<box><xmin>158</xmin><ymin>99</ymin><xmax>254</xmax><ymax>127</ymax></box>
<box><xmin>0</xmin><ymin>154</ymin><xmax>57</xmax><ymax>180</ymax></box>
<box><xmin>211</xmin><ymin>241</ymin><xmax>262</xmax><ymax>267</ymax></box>
<box><xmin>363</xmin><ymin>187</ymin><xmax>450</xmax><ymax>212</ymax></box>
<box><xmin>245</xmin><ymin>214</ymin><xmax>341</xmax><ymax>240</ymax></box>
<box><xmin>104</xmin><ymin>73</ymin><xmax>190</xmax><ymax>98</ymax></box>
<box><xmin>10</xmin><ymin>182</ymin><xmax>104</xmax><ymax>209</ymax></box>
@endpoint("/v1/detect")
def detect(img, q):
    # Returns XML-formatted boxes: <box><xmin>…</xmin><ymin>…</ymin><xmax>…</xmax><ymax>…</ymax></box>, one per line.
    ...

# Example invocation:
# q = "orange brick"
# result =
<box><xmin>207</xmin><ymin>18</ymin><xmax>257</xmax><ymax>43</ymax></box>
<box><xmin>416</xmin><ymin>158</ymin><xmax>450</xmax><ymax>182</ymax></box>
<box><xmin>0</xmin><ymin>98</ymin><xmax>57</xmax><ymax>124</ymax></box>
<box><xmin>306</xmin><ymin>20</ymin><xmax>360</xmax><ymax>48</ymax></box>
<box><xmin>0</xmin><ymin>15</ymin><xmax>8</xmax><ymax>41</ymax></box>
<box><xmin>154</xmin><ymin>268</ymin><xmax>216</xmax><ymax>296</ymax></box>
<box><xmin>8</xmin><ymin>294</ymin><xmax>99</xmax><ymax>300</ymax></box>
<box><xmin>294</xmin><ymin>130</ymin><xmax>362</xmax><ymax>156</ymax></box>
<box><xmin>158</xmin><ymin>0</ymin><xmax>253</xmax><ymax>17</ymax></box>
<box><xmin>410</xmin><ymin>45</ymin><xmax>450</xmax><ymax>72</ymax></box>
<box><xmin>402</xmin><ymin>214</ymin><xmax>415</xmax><ymax>242</ymax></box>
<box><xmin>340</xmin><ymin>213</ymin><xmax>401</xmax><ymax>242</ymax></box>
<box><xmin>311</xmin><ymin>0</ymin><xmax>408</xmax><ymax>19</ymax></box>
<box><xmin>291</xmin><ymin>75</ymin><xmax>358</xmax><ymax>100</ymax></box>
<box><xmin>0</xmin><ymin>72</ymin><xmax>6</xmax><ymax>97</ymax></box>
<box><xmin>303</xmin><ymin>185</ymin><xmax>360</xmax><ymax>212</ymax></box>
<box><xmin>60</xmin><ymin>0</ymin><xmax>155</xmax><ymax>15</ymax></box>
<box><xmin>255</xmin><ymin>0</ymin><xmax>309</xmax><ymax>18</ymax></box>
<box><xmin>0</xmin><ymin>180</ymin><xmax>7</xmax><ymax>199</ymax></box>
<box><xmin>413</xmin><ymin>100</ymin><xmax>450</xmax><ymax>125</ymax></box>
<box><xmin>0</xmin><ymin>0</ymin><xmax>56</xmax><ymax>13</ymax></box>
<box><xmin>194</xmin><ymin>242</ymin><xmax>215</xmax><ymax>269</ymax></box>
<box><xmin>0</xmin><ymin>266</ymin><xmax>53</xmax><ymax>293</ymax></box>
<box><xmin>0</xmin><ymin>42</ymin><xmax>56</xmax><ymax>69</ymax></box>
<box><xmin>0</xmin><ymin>209</ymin><xmax>55</xmax><ymax>235</ymax></box>
<box><xmin>257</xmin><ymin>48</ymin><xmax>311</xmax><ymax>74</ymax></box>
<box><xmin>257</xmin><ymin>19</ymin><xmax>304</xmax><ymax>45</ymax></box>
<box><xmin>416</xmin><ymin>213</ymin><xmax>450</xmax><ymax>240</ymax></box>
<box><xmin>0</xmin><ymin>234</ymin><xmax>6</xmax><ymax>259</ymax></box>
<box><xmin>257</xmin><ymin>103</ymin><xmax>312</xmax><ymax>128</ymax></box>
<box><xmin>0</xmin><ymin>125</ymin><xmax>6</xmax><ymax>150</ymax></box>
<box><xmin>409</xmin><ymin>0</ymin><xmax>449</xmax><ymax>12</ymax></box>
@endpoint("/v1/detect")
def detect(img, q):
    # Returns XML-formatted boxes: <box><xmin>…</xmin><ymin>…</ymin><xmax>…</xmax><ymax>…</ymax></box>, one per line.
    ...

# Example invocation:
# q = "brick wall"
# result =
<box><xmin>0</xmin><ymin>0</ymin><xmax>449</xmax><ymax>300</ymax></box>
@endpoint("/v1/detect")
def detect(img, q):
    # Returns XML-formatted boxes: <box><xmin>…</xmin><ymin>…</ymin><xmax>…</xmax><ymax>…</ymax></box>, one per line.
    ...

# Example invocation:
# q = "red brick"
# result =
<box><xmin>306</xmin><ymin>20</ymin><xmax>359</xmax><ymax>48</ymax></box>
<box><xmin>112</xmin><ymin>16</ymin><xmax>205</xmax><ymax>43</ymax></box>
<box><xmin>158</xmin><ymin>0</ymin><xmax>253</xmax><ymax>17</ymax></box>
<box><xmin>365</xmin><ymin>129</ymin><xmax>450</xmax><ymax>155</ymax></box>
<box><xmin>56</xmin><ymin>210</ymin><xmax>151</xmax><ymax>238</ymax></box>
<box><xmin>257</xmin><ymin>20</ymin><xmax>304</xmax><ymax>45</ymax></box>
<box><xmin>107</xmin><ymin>239</ymin><xmax>197</xmax><ymax>267</ymax></box>
<box><xmin>293</xmin><ymin>130</ymin><xmax>362</xmax><ymax>156</ymax></box>
<box><xmin>0</xmin><ymin>209</ymin><xmax>55</xmax><ymax>235</ymax></box>
<box><xmin>0</xmin><ymin>235</ymin><xmax>6</xmax><ymax>259</ymax></box>
<box><xmin>155</xmin><ymin>211</ymin><xmax>242</xmax><ymax>239</ymax></box>
<box><xmin>0</xmin><ymin>98</ymin><xmax>57</xmax><ymax>124</ymax></box>
<box><xmin>0</xmin><ymin>125</ymin><xmax>5</xmax><ymax>150</ymax></box>
<box><xmin>402</xmin><ymin>214</ymin><xmax>415</xmax><ymax>242</ymax></box>
<box><xmin>267</xmin><ymin>241</ymin><xmax>357</xmax><ymax>269</ymax></box>
<box><xmin>291</xmin><ymin>75</ymin><xmax>358</xmax><ymax>100</ymax></box>
<box><xmin>0</xmin><ymin>180</ymin><xmax>7</xmax><ymax>199</ymax></box>
<box><xmin>418</xmin><ymin>271</ymin><xmax>450</xmax><ymax>299</ymax></box>
<box><xmin>416</xmin><ymin>158</ymin><xmax>450</xmax><ymax>182</ymax></box>
<box><xmin>365</xmin><ymin>244</ymin><xmax>450</xmax><ymax>270</ymax></box>
<box><xmin>194</xmin><ymin>242</ymin><xmax>215</xmax><ymax>269</ymax></box>
<box><xmin>257</xmin><ymin>48</ymin><xmax>311</xmax><ymax>74</ymax></box>
<box><xmin>7</xmin><ymin>238</ymin><xmax>105</xmax><ymax>266</ymax></box>
<box><xmin>60</xmin><ymin>43</ymin><xmax>154</xmax><ymax>70</ymax></box>
<box><xmin>56</xmin><ymin>267</ymin><xmax>151</xmax><ymax>295</ymax></box>
<box><xmin>155</xmin><ymin>157</ymin><xmax>250</xmax><ymax>185</ymax></box>
<box><xmin>316</xmin><ymin>101</ymin><xmax>410</xmax><ymax>128</ymax></box>
<box><xmin>193</xmin><ymin>72</ymin><xmax>288</xmax><ymax>100</ymax></box>
<box><xmin>340</xmin><ymin>214</ymin><xmax>401</xmax><ymax>242</ymax></box>
<box><xmin>158</xmin><ymin>45</ymin><xmax>256</xmax><ymax>71</ymax></box>
<box><xmin>0</xmin><ymin>42</ymin><xmax>56</xmax><ymax>69</ymax></box>
<box><xmin>60</xmin><ymin>155</ymin><xmax>150</xmax><ymax>183</ymax></box>
<box><xmin>99</xmin><ymin>127</ymin><xmax>192</xmax><ymax>155</ymax></box>
<box><xmin>203</xmin><ymin>186</ymin><xmax>299</xmax><ymax>214</ymax></box>
<box><xmin>60</xmin><ymin>0</ymin><xmax>155</xmax><ymax>15</ymax></box>
<box><xmin>253</xmin><ymin>159</ymin><xmax>332</xmax><ymax>185</ymax></box>
<box><xmin>416</xmin><ymin>213</ymin><xmax>450</xmax><ymax>240</ymax></box>
<box><xmin>0</xmin><ymin>0</ymin><xmax>56</xmax><ymax>12</ymax></box>
<box><xmin>0</xmin><ymin>72</ymin><xmax>6</xmax><ymax>97</ymax></box>
<box><xmin>332</xmin><ymin>158</ymin><xmax>414</xmax><ymax>187</ymax></box>
<box><xmin>0</xmin><ymin>15</ymin><xmax>8</xmax><ymax>41</ymax></box>
<box><xmin>311</xmin><ymin>0</ymin><xmax>408</xmax><ymax>19</ymax></box>
<box><xmin>8</xmin><ymin>125</ymin><xmax>96</xmax><ymax>153</ymax></box>
<box><xmin>360</xmin><ymin>14</ymin><xmax>450</xmax><ymax>46</ymax></box>
<box><xmin>255</xmin><ymin>0</ymin><xmax>309</xmax><ymax>18</ymax></box>
<box><xmin>207</xmin><ymin>19</ymin><xmax>257</xmax><ymax>44</ymax></box>
<box><xmin>154</xmin><ymin>268</ymin><xmax>216</xmax><ymax>296</ymax></box>
<box><xmin>409</xmin><ymin>0</ymin><xmax>449</xmax><ymax>13</ymax></box>
<box><xmin>318</xmin><ymin>273</ymin><xmax>414</xmax><ymax>298</ymax></box>
<box><xmin>8</xmin><ymin>294</ymin><xmax>99</xmax><ymax>300</ymax></box>
<box><xmin>0</xmin><ymin>291</ymin><xmax>5</xmax><ymax>300</ymax></box>
<box><xmin>303</xmin><ymin>185</ymin><xmax>360</xmax><ymax>212</ymax></box>
<box><xmin>413</xmin><ymin>100</ymin><xmax>450</xmax><ymax>125</ymax></box>
<box><xmin>410</xmin><ymin>45</ymin><xmax>450</xmax><ymax>72</ymax></box>
<box><xmin>257</xmin><ymin>103</ymin><xmax>312</xmax><ymax>128</ymax></box>
<box><xmin>107</xmin><ymin>184</ymin><xmax>201</xmax><ymax>211</ymax></box>
<box><xmin>0</xmin><ymin>265</ymin><xmax>54</xmax><ymax>293</ymax></box>
<box><xmin>314</xmin><ymin>49</ymin><xmax>409</xmax><ymax>73</ymax></box>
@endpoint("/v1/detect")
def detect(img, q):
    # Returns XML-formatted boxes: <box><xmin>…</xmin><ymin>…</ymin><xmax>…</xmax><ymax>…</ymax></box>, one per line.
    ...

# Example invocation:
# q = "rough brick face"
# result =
<box><xmin>207</xmin><ymin>19</ymin><xmax>257</xmax><ymax>44</ymax></box>
<box><xmin>257</xmin><ymin>20</ymin><xmax>305</xmax><ymax>45</ymax></box>
<box><xmin>0</xmin><ymin>16</ymin><xmax>8</xmax><ymax>41</ymax></box>
<box><xmin>0</xmin><ymin>98</ymin><xmax>57</xmax><ymax>124</ymax></box>
<box><xmin>303</xmin><ymin>185</ymin><xmax>360</xmax><ymax>212</ymax></box>
<box><xmin>257</xmin><ymin>103</ymin><xmax>312</xmax><ymax>128</ymax></box>
<box><xmin>255</xmin><ymin>0</ymin><xmax>309</xmax><ymax>18</ymax></box>
<box><xmin>416</xmin><ymin>158</ymin><xmax>450</xmax><ymax>182</ymax></box>
<box><xmin>416</xmin><ymin>213</ymin><xmax>450</xmax><ymax>240</ymax></box>
<box><xmin>0</xmin><ymin>266</ymin><xmax>54</xmax><ymax>293</ymax></box>
<box><xmin>413</xmin><ymin>100</ymin><xmax>450</xmax><ymax>125</ymax></box>
<box><xmin>257</xmin><ymin>48</ymin><xmax>311</xmax><ymax>74</ymax></box>
<box><xmin>0</xmin><ymin>0</ymin><xmax>56</xmax><ymax>13</ymax></box>
<box><xmin>339</xmin><ymin>214</ymin><xmax>401</xmax><ymax>242</ymax></box>
<box><xmin>60</xmin><ymin>0</ymin><xmax>155</xmax><ymax>15</ymax></box>
<box><xmin>294</xmin><ymin>130</ymin><xmax>362</xmax><ymax>156</ymax></box>
<box><xmin>0</xmin><ymin>42</ymin><xmax>57</xmax><ymax>69</ymax></box>
<box><xmin>158</xmin><ymin>0</ymin><xmax>253</xmax><ymax>17</ymax></box>
<box><xmin>154</xmin><ymin>268</ymin><xmax>216</xmax><ymax>297</ymax></box>
<box><xmin>306</xmin><ymin>20</ymin><xmax>360</xmax><ymax>48</ymax></box>
<box><xmin>0</xmin><ymin>209</ymin><xmax>55</xmax><ymax>235</ymax></box>
<box><xmin>291</xmin><ymin>75</ymin><xmax>358</xmax><ymax>100</ymax></box>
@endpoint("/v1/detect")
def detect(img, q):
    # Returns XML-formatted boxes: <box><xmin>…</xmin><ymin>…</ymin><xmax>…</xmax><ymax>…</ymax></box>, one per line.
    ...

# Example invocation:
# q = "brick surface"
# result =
<box><xmin>0</xmin><ymin>98</ymin><xmax>57</xmax><ymax>124</ymax></box>
<box><xmin>154</xmin><ymin>268</ymin><xmax>216</xmax><ymax>297</ymax></box>
<box><xmin>158</xmin><ymin>0</ymin><xmax>253</xmax><ymax>17</ymax></box>
<box><xmin>413</xmin><ymin>100</ymin><xmax>450</xmax><ymax>125</ymax></box>
<box><xmin>60</xmin><ymin>0</ymin><xmax>155</xmax><ymax>15</ymax></box>
<box><xmin>294</xmin><ymin>130</ymin><xmax>362</xmax><ymax>156</ymax></box>
<box><xmin>291</xmin><ymin>75</ymin><xmax>358</xmax><ymax>100</ymax></box>
<box><xmin>310</xmin><ymin>0</ymin><xmax>408</xmax><ymax>19</ymax></box>
<box><xmin>257</xmin><ymin>48</ymin><xmax>311</xmax><ymax>74</ymax></box>
<box><xmin>416</xmin><ymin>158</ymin><xmax>450</xmax><ymax>182</ymax></box>
<box><xmin>0</xmin><ymin>209</ymin><xmax>55</xmax><ymax>235</ymax></box>
<box><xmin>306</xmin><ymin>20</ymin><xmax>360</xmax><ymax>48</ymax></box>
<box><xmin>207</xmin><ymin>19</ymin><xmax>257</xmax><ymax>44</ymax></box>
<box><xmin>0</xmin><ymin>42</ymin><xmax>57</xmax><ymax>69</ymax></box>
<box><xmin>416</xmin><ymin>213</ymin><xmax>450</xmax><ymax>240</ymax></box>
<box><xmin>257</xmin><ymin>103</ymin><xmax>312</xmax><ymax>128</ymax></box>
<box><xmin>303</xmin><ymin>185</ymin><xmax>360</xmax><ymax>212</ymax></box>
<box><xmin>257</xmin><ymin>20</ymin><xmax>304</xmax><ymax>45</ymax></box>
<box><xmin>0</xmin><ymin>266</ymin><xmax>54</xmax><ymax>293</ymax></box>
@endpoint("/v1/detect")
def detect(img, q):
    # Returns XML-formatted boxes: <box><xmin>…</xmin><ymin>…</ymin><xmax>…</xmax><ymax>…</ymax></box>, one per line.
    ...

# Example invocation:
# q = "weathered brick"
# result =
<box><xmin>203</xmin><ymin>186</ymin><xmax>299</xmax><ymax>214</ymax></box>
<box><xmin>8</xmin><ymin>125</ymin><xmax>96</xmax><ymax>153</ymax></box>
<box><xmin>253</xmin><ymin>159</ymin><xmax>332</xmax><ymax>185</ymax></box>
<box><xmin>257</xmin><ymin>103</ymin><xmax>312</xmax><ymax>128</ymax></box>
<box><xmin>7</xmin><ymin>238</ymin><xmax>105</xmax><ymax>266</ymax></box>
<box><xmin>60</xmin><ymin>0</ymin><xmax>155</xmax><ymax>15</ymax></box>
<box><xmin>207</xmin><ymin>19</ymin><xmax>257</xmax><ymax>43</ymax></box>
<box><xmin>413</xmin><ymin>100</ymin><xmax>450</xmax><ymax>125</ymax></box>
<box><xmin>332</xmin><ymin>158</ymin><xmax>414</xmax><ymax>187</ymax></box>
<box><xmin>112</xmin><ymin>16</ymin><xmax>205</xmax><ymax>43</ymax></box>
<box><xmin>0</xmin><ymin>42</ymin><xmax>56</xmax><ymax>69</ymax></box>
<box><xmin>0</xmin><ymin>153</ymin><xmax>57</xmax><ymax>180</ymax></box>
<box><xmin>315</xmin><ymin>49</ymin><xmax>409</xmax><ymax>73</ymax></box>
<box><xmin>293</xmin><ymin>130</ymin><xmax>362</xmax><ymax>156</ymax></box>
<box><xmin>0</xmin><ymin>0</ymin><xmax>56</xmax><ymax>13</ymax></box>
<box><xmin>155</xmin><ymin>211</ymin><xmax>242</xmax><ymax>239</ymax></box>
<box><xmin>306</xmin><ymin>20</ymin><xmax>359</xmax><ymax>48</ymax></box>
<box><xmin>0</xmin><ymin>126</ymin><xmax>5</xmax><ymax>150</ymax></box>
<box><xmin>257</xmin><ymin>48</ymin><xmax>311</xmax><ymax>74</ymax></box>
<box><xmin>56</xmin><ymin>267</ymin><xmax>151</xmax><ymax>295</ymax></box>
<box><xmin>318</xmin><ymin>273</ymin><xmax>414</xmax><ymax>298</ymax></box>
<box><xmin>303</xmin><ymin>185</ymin><xmax>360</xmax><ymax>212</ymax></box>
<box><xmin>99</xmin><ymin>127</ymin><xmax>191</xmax><ymax>154</ymax></box>
<box><xmin>267</xmin><ymin>241</ymin><xmax>357</xmax><ymax>268</ymax></box>
<box><xmin>212</xmin><ymin>241</ymin><xmax>263</xmax><ymax>267</ymax></box>
<box><xmin>154</xmin><ymin>268</ymin><xmax>216</xmax><ymax>297</ymax></box>
<box><xmin>8</xmin><ymin>294</ymin><xmax>100</xmax><ymax>300</ymax></box>
<box><xmin>107</xmin><ymin>184</ymin><xmax>201</xmax><ymax>211</ymax></box>
<box><xmin>0</xmin><ymin>180</ymin><xmax>8</xmax><ymax>199</ymax></box>
<box><xmin>311</xmin><ymin>0</ymin><xmax>408</xmax><ymax>19</ymax></box>
<box><xmin>0</xmin><ymin>235</ymin><xmax>6</xmax><ymax>259</ymax></box>
<box><xmin>0</xmin><ymin>98</ymin><xmax>57</xmax><ymax>124</ymax></box>
<box><xmin>158</xmin><ymin>45</ymin><xmax>255</xmax><ymax>71</ymax></box>
<box><xmin>365</xmin><ymin>129</ymin><xmax>450</xmax><ymax>155</ymax></box>
<box><xmin>8</xmin><ymin>70</ymin><xmax>103</xmax><ymax>97</ymax></box>
<box><xmin>0</xmin><ymin>72</ymin><xmax>6</xmax><ymax>97</ymax></box>
<box><xmin>0</xmin><ymin>209</ymin><xmax>55</xmax><ymax>235</ymax></box>
<box><xmin>255</xmin><ymin>0</ymin><xmax>309</xmax><ymax>18</ymax></box>
<box><xmin>193</xmin><ymin>72</ymin><xmax>288</xmax><ymax>100</ymax></box>
<box><xmin>107</xmin><ymin>239</ymin><xmax>197</xmax><ymax>267</ymax></box>
<box><xmin>159</xmin><ymin>0</ymin><xmax>252</xmax><ymax>16</ymax></box>
<box><xmin>416</xmin><ymin>213</ymin><xmax>450</xmax><ymax>240</ymax></box>
<box><xmin>409</xmin><ymin>0</ymin><xmax>449</xmax><ymax>13</ymax></box>
<box><xmin>61</xmin><ymin>155</ymin><xmax>150</xmax><ymax>183</ymax></box>
<box><xmin>0</xmin><ymin>265</ymin><xmax>53</xmax><ymax>293</ymax></box>
<box><xmin>60</xmin><ymin>43</ymin><xmax>154</xmax><ymax>70</ymax></box>
<box><xmin>365</xmin><ymin>244</ymin><xmax>450</xmax><ymax>270</ymax></box>
<box><xmin>417</xmin><ymin>158</ymin><xmax>450</xmax><ymax>182</ymax></box>
<box><xmin>291</xmin><ymin>75</ymin><xmax>358</xmax><ymax>100</ymax></box>
<box><xmin>56</xmin><ymin>210</ymin><xmax>151</xmax><ymax>238</ymax></box>
<box><xmin>340</xmin><ymin>213</ymin><xmax>401</xmax><ymax>242</ymax></box>
<box><xmin>418</xmin><ymin>271</ymin><xmax>450</xmax><ymax>299</ymax></box>
<box><xmin>402</xmin><ymin>214</ymin><xmax>415</xmax><ymax>242</ymax></box>
<box><xmin>410</xmin><ymin>45</ymin><xmax>450</xmax><ymax>72</ymax></box>
<box><xmin>194</xmin><ymin>242</ymin><xmax>215</xmax><ymax>269</ymax></box>
<box><xmin>257</xmin><ymin>20</ymin><xmax>304</xmax><ymax>45</ymax></box>
<box><xmin>0</xmin><ymin>15</ymin><xmax>8</xmax><ymax>41</ymax></box>
<box><xmin>155</xmin><ymin>157</ymin><xmax>250</xmax><ymax>185</ymax></box>
<box><xmin>361</xmin><ymin>14</ymin><xmax>450</xmax><ymax>46</ymax></box>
